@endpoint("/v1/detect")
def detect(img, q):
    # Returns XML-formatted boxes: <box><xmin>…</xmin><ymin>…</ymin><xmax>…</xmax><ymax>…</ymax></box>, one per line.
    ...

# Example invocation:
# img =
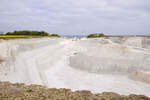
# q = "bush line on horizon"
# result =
<box><xmin>0</xmin><ymin>31</ymin><xmax>109</xmax><ymax>38</ymax></box>
<box><xmin>0</xmin><ymin>30</ymin><xmax>60</xmax><ymax>37</ymax></box>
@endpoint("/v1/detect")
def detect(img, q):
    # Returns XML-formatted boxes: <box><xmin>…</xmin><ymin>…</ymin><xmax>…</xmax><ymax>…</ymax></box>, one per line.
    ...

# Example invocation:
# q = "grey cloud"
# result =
<box><xmin>0</xmin><ymin>0</ymin><xmax>150</xmax><ymax>35</ymax></box>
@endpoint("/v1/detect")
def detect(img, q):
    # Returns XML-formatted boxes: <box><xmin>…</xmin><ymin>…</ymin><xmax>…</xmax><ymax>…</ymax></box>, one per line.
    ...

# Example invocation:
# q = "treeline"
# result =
<box><xmin>6</xmin><ymin>30</ymin><xmax>60</xmax><ymax>37</ymax></box>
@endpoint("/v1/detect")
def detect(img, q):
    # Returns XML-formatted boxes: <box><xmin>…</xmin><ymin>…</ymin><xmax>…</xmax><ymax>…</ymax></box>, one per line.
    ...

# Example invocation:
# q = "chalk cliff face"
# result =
<box><xmin>69</xmin><ymin>37</ymin><xmax>150</xmax><ymax>74</ymax></box>
<box><xmin>0</xmin><ymin>37</ymin><xmax>150</xmax><ymax>97</ymax></box>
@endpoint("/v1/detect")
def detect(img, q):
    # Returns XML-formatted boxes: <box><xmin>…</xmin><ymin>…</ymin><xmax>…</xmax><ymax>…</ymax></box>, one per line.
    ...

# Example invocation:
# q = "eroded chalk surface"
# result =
<box><xmin>0</xmin><ymin>37</ymin><xmax>150</xmax><ymax>97</ymax></box>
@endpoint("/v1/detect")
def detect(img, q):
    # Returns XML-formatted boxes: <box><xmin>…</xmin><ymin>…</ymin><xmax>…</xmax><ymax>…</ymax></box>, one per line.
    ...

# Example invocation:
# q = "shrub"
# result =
<box><xmin>49</xmin><ymin>34</ymin><xmax>60</xmax><ymax>37</ymax></box>
<box><xmin>87</xmin><ymin>33</ymin><xmax>106</xmax><ymax>38</ymax></box>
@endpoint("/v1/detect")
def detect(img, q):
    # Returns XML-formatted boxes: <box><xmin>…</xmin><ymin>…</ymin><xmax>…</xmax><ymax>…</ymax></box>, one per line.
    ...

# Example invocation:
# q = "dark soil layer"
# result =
<box><xmin>0</xmin><ymin>82</ymin><xmax>149</xmax><ymax>100</ymax></box>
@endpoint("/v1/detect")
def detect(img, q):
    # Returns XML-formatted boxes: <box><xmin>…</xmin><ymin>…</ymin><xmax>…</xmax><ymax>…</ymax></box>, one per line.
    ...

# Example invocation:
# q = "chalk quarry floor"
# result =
<box><xmin>0</xmin><ymin>37</ymin><xmax>150</xmax><ymax>97</ymax></box>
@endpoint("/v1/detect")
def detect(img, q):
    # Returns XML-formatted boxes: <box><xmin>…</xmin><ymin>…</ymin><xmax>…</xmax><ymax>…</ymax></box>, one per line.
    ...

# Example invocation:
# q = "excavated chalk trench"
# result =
<box><xmin>0</xmin><ymin>37</ymin><xmax>150</xmax><ymax>97</ymax></box>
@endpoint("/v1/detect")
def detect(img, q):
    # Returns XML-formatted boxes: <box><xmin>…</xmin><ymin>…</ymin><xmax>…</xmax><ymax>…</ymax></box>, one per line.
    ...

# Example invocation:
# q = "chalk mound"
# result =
<box><xmin>129</xmin><ymin>70</ymin><xmax>150</xmax><ymax>84</ymax></box>
<box><xmin>109</xmin><ymin>37</ymin><xmax>150</xmax><ymax>49</ymax></box>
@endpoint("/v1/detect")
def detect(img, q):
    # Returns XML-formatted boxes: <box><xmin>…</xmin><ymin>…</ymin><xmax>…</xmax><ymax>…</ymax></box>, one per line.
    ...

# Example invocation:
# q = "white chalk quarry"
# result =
<box><xmin>0</xmin><ymin>37</ymin><xmax>150</xmax><ymax>97</ymax></box>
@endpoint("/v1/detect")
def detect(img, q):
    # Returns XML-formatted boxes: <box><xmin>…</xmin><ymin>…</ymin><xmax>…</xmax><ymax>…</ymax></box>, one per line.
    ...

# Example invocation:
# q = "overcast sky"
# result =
<box><xmin>0</xmin><ymin>0</ymin><xmax>150</xmax><ymax>35</ymax></box>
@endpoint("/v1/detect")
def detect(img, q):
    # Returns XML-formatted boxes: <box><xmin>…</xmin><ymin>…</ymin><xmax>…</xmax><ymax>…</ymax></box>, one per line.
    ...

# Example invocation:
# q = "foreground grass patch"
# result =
<box><xmin>0</xmin><ymin>82</ymin><xmax>149</xmax><ymax>100</ymax></box>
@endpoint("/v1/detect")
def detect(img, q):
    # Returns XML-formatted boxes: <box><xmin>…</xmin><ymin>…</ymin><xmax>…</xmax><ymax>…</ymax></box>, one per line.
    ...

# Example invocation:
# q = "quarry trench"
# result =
<box><xmin>0</xmin><ymin>37</ymin><xmax>150</xmax><ymax>97</ymax></box>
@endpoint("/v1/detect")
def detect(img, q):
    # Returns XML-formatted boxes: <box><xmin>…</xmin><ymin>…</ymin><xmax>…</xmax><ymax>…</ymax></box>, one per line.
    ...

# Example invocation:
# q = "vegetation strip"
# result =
<box><xmin>0</xmin><ymin>30</ymin><xmax>60</xmax><ymax>38</ymax></box>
